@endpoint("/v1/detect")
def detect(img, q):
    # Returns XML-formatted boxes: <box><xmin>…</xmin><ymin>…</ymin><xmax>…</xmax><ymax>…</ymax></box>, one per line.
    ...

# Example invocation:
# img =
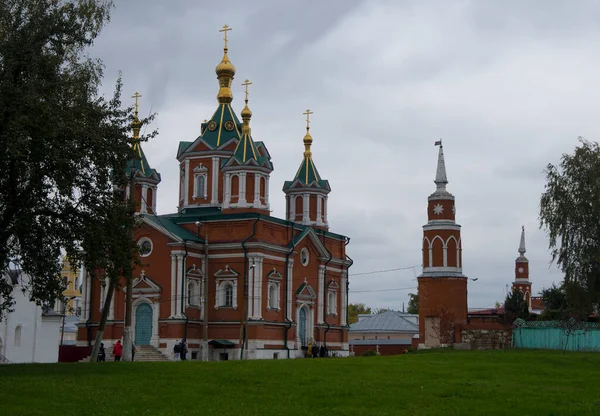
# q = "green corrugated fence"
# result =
<box><xmin>512</xmin><ymin>319</ymin><xmax>600</xmax><ymax>352</ymax></box>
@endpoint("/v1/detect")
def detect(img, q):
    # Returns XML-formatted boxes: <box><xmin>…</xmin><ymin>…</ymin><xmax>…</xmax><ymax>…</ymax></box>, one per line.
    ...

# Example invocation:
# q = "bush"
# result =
<box><xmin>362</xmin><ymin>350</ymin><xmax>378</xmax><ymax>357</ymax></box>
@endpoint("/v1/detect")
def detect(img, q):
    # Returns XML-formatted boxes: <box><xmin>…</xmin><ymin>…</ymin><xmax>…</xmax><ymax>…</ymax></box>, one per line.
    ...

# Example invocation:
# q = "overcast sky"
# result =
<box><xmin>91</xmin><ymin>0</ymin><xmax>600</xmax><ymax>310</ymax></box>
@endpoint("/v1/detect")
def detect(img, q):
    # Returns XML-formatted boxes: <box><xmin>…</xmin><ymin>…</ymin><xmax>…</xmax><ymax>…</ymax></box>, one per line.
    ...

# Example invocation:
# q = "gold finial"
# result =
<box><xmin>303</xmin><ymin>109</ymin><xmax>314</xmax><ymax>131</ymax></box>
<box><xmin>219</xmin><ymin>24</ymin><xmax>232</xmax><ymax>50</ymax></box>
<box><xmin>241</xmin><ymin>79</ymin><xmax>252</xmax><ymax>134</ymax></box>
<box><xmin>216</xmin><ymin>25</ymin><xmax>235</xmax><ymax>104</ymax></box>
<box><xmin>302</xmin><ymin>109</ymin><xmax>313</xmax><ymax>157</ymax></box>
<box><xmin>132</xmin><ymin>92</ymin><xmax>142</xmax><ymax>139</ymax></box>
<box><xmin>242</xmin><ymin>79</ymin><xmax>252</xmax><ymax>102</ymax></box>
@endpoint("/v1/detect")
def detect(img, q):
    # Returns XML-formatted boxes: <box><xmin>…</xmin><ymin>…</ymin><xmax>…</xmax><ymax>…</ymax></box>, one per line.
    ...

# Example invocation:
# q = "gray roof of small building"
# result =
<box><xmin>349</xmin><ymin>311</ymin><xmax>419</xmax><ymax>333</ymax></box>
<box><xmin>349</xmin><ymin>339</ymin><xmax>412</xmax><ymax>346</ymax></box>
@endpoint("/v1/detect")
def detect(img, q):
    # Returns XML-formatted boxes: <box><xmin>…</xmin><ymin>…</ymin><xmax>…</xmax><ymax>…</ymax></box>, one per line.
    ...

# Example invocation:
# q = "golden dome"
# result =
<box><xmin>215</xmin><ymin>50</ymin><xmax>236</xmax><ymax>78</ymax></box>
<box><xmin>241</xmin><ymin>103</ymin><xmax>252</xmax><ymax>119</ymax></box>
<box><xmin>303</xmin><ymin>130</ymin><xmax>313</xmax><ymax>157</ymax></box>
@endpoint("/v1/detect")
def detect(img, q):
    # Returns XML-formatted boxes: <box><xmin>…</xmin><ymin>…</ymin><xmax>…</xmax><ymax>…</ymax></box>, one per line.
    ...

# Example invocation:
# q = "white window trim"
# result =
<box><xmin>327</xmin><ymin>290</ymin><xmax>337</xmax><ymax>316</ymax></box>
<box><xmin>267</xmin><ymin>281</ymin><xmax>280</xmax><ymax>311</ymax></box>
<box><xmin>215</xmin><ymin>278</ymin><xmax>238</xmax><ymax>310</ymax></box>
<box><xmin>137</xmin><ymin>237</ymin><xmax>153</xmax><ymax>258</ymax></box>
<box><xmin>193</xmin><ymin>173</ymin><xmax>208</xmax><ymax>199</ymax></box>
<box><xmin>301</xmin><ymin>248</ymin><xmax>309</xmax><ymax>266</ymax></box>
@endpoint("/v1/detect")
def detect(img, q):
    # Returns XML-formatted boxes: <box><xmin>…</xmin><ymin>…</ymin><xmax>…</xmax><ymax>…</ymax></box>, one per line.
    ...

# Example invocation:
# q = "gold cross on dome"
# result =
<box><xmin>219</xmin><ymin>25</ymin><xmax>232</xmax><ymax>49</ymax></box>
<box><xmin>303</xmin><ymin>109</ymin><xmax>314</xmax><ymax>130</ymax></box>
<box><xmin>132</xmin><ymin>92</ymin><xmax>142</xmax><ymax>115</ymax></box>
<box><xmin>242</xmin><ymin>79</ymin><xmax>252</xmax><ymax>101</ymax></box>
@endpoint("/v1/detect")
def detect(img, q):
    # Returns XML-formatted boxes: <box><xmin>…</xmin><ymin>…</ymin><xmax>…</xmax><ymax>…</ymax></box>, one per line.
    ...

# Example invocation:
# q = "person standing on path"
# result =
<box><xmin>97</xmin><ymin>343</ymin><xmax>106</xmax><ymax>362</ymax></box>
<box><xmin>132</xmin><ymin>343</ymin><xmax>136</xmax><ymax>362</ymax></box>
<box><xmin>113</xmin><ymin>340</ymin><xmax>123</xmax><ymax>362</ymax></box>
<box><xmin>173</xmin><ymin>340</ymin><xmax>180</xmax><ymax>361</ymax></box>
<box><xmin>180</xmin><ymin>339</ymin><xmax>188</xmax><ymax>361</ymax></box>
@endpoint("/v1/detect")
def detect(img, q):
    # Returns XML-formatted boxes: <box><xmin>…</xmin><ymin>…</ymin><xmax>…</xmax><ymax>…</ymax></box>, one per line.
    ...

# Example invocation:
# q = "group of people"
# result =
<box><xmin>96</xmin><ymin>340</ymin><xmax>137</xmax><ymax>362</ymax></box>
<box><xmin>173</xmin><ymin>339</ymin><xmax>188</xmax><ymax>360</ymax></box>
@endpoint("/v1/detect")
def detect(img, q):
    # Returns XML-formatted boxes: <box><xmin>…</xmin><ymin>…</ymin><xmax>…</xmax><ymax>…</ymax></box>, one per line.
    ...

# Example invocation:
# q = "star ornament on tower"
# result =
<box><xmin>518</xmin><ymin>267</ymin><xmax>525</xmax><ymax>274</ymax></box>
<box><xmin>433</xmin><ymin>204</ymin><xmax>444</xmax><ymax>215</ymax></box>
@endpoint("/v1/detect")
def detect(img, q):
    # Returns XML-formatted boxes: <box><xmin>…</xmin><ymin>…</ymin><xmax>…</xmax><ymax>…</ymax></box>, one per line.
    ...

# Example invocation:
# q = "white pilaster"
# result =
<box><xmin>184</xmin><ymin>159</ymin><xmax>190</xmax><ymax>207</ymax></box>
<box><xmin>247</xmin><ymin>258</ymin><xmax>254</xmax><ymax>319</ymax></box>
<box><xmin>170</xmin><ymin>254</ymin><xmax>177</xmax><ymax>318</ymax></box>
<box><xmin>341</xmin><ymin>271</ymin><xmax>348</xmax><ymax>326</ymax></box>
<box><xmin>253</xmin><ymin>257</ymin><xmax>263</xmax><ymax>319</ymax></box>
<box><xmin>289</xmin><ymin>196</ymin><xmax>295</xmax><ymax>221</ymax></box>
<box><xmin>287</xmin><ymin>259</ymin><xmax>294</xmax><ymax>321</ymax></box>
<box><xmin>152</xmin><ymin>186</ymin><xmax>157</xmax><ymax>213</ymax></box>
<box><xmin>316</xmin><ymin>195</ymin><xmax>323</xmax><ymax>226</ymax></box>
<box><xmin>265</xmin><ymin>176</ymin><xmax>270</xmax><ymax>210</ymax></box>
<box><xmin>108</xmin><ymin>287</ymin><xmax>114</xmax><ymax>320</ymax></box>
<box><xmin>254</xmin><ymin>174</ymin><xmax>261</xmax><ymax>208</ymax></box>
<box><xmin>141</xmin><ymin>184</ymin><xmax>148</xmax><ymax>213</ymax></box>
<box><xmin>176</xmin><ymin>255</ymin><xmax>184</xmax><ymax>318</ymax></box>
<box><xmin>317</xmin><ymin>265</ymin><xmax>325</xmax><ymax>323</ymax></box>
<box><xmin>125</xmin><ymin>185</ymin><xmax>130</xmax><ymax>201</ymax></box>
<box><xmin>211</xmin><ymin>157</ymin><xmax>219</xmax><ymax>205</ymax></box>
<box><xmin>428</xmin><ymin>247</ymin><xmax>433</xmax><ymax>268</ymax></box>
<box><xmin>302</xmin><ymin>193</ymin><xmax>310</xmax><ymax>225</ymax></box>
<box><xmin>223</xmin><ymin>173</ymin><xmax>231</xmax><ymax>208</ymax></box>
<box><xmin>324</xmin><ymin>196</ymin><xmax>328</xmax><ymax>226</ymax></box>
<box><xmin>443</xmin><ymin>246</ymin><xmax>448</xmax><ymax>267</ymax></box>
<box><xmin>239</xmin><ymin>172</ymin><xmax>247</xmax><ymax>205</ymax></box>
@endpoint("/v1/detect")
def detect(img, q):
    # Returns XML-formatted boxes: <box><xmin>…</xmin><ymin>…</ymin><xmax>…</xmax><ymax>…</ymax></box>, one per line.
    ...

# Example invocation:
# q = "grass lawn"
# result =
<box><xmin>1</xmin><ymin>349</ymin><xmax>599</xmax><ymax>415</ymax></box>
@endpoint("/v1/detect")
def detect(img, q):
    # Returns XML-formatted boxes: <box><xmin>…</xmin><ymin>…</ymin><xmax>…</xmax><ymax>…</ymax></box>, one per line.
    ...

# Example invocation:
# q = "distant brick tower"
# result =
<box><xmin>512</xmin><ymin>226</ymin><xmax>531</xmax><ymax>308</ymax></box>
<box><xmin>417</xmin><ymin>141</ymin><xmax>468</xmax><ymax>347</ymax></box>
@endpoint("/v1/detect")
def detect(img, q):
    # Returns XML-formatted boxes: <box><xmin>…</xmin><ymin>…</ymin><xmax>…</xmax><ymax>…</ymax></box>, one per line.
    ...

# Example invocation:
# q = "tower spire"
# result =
<box><xmin>215</xmin><ymin>24</ymin><xmax>235</xmax><ymax>104</ymax></box>
<box><xmin>132</xmin><ymin>91</ymin><xmax>142</xmax><ymax>139</ymax></box>
<box><xmin>519</xmin><ymin>225</ymin><xmax>526</xmax><ymax>256</ymax></box>
<box><xmin>241</xmin><ymin>79</ymin><xmax>252</xmax><ymax>135</ymax></box>
<box><xmin>303</xmin><ymin>109</ymin><xmax>314</xmax><ymax>158</ymax></box>
<box><xmin>434</xmin><ymin>139</ymin><xmax>448</xmax><ymax>191</ymax></box>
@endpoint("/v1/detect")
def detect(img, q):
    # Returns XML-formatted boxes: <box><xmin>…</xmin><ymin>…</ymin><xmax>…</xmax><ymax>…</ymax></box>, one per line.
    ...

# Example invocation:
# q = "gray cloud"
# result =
<box><xmin>90</xmin><ymin>0</ymin><xmax>600</xmax><ymax>310</ymax></box>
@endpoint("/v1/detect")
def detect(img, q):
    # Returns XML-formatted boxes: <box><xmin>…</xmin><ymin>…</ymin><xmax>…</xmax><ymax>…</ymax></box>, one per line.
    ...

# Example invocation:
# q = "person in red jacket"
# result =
<box><xmin>113</xmin><ymin>340</ymin><xmax>123</xmax><ymax>362</ymax></box>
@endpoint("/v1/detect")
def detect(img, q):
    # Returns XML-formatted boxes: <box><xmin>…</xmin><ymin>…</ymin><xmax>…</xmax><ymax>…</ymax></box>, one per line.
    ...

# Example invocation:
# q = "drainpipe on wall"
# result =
<box><xmin>345</xmin><ymin>237</ymin><xmax>353</xmax><ymax>330</ymax></box>
<box><xmin>284</xmin><ymin>223</ymin><xmax>297</xmax><ymax>359</ymax></box>
<box><xmin>239</xmin><ymin>216</ymin><xmax>260</xmax><ymax>360</ymax></box>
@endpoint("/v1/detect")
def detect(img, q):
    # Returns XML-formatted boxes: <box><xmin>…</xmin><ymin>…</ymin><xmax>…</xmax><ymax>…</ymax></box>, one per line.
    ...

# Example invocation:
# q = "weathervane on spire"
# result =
<box><xmin>219</xmin><ymin>24</ymin><xmax>232</xmax><ymax>50</ymax></box>
<box><xmin>303</xmin><ymin>109</ymin><xmax>314</xmax><ymax>131</ymax></box>
<box><xmin>242</xmin><ymin>79</ymin><xmax>252</xmax><ymax>102</ymax></box>
<box><xmin>434</xmin><ymin>138</ymin><xmax>443</xmax><ymax>148</ymax></box>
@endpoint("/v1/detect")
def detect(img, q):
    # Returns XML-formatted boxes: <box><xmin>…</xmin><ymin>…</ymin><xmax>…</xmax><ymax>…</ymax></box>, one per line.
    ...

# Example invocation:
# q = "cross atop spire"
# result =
<box><xmin>434</xmin><ymin>139</ymin><xmax>448</xmax><ymax>190</ymax></box>
<box><xmin>519</xmin><ymin>225</ymin><xmax>526</xmax><ymax>255</ymax></box>
<box><xmin>219</xmin><ymin>24</ymin><xmax>232</xmax><ymax>50</ymax></box>
<box><xmin>132</xmin><ymin>92</ymin><xmax>142</xmax><ymax>118</ymax></box>
<box><xmin>242</xmin><ymin>79</ymin><xmax>252</xmax><ymax>102</ymax></box>
<box><xmin>303</xmin><ymin>109</ymin><xmax>313</xmax><ymax>131</ymax></box>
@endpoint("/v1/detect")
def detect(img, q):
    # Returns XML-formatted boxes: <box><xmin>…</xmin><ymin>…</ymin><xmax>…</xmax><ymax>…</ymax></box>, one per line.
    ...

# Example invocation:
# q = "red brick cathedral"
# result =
<box><xmin>78</xmin><ymin>27</ymin><xmax>352</xmax><ymax>360</ymax></box>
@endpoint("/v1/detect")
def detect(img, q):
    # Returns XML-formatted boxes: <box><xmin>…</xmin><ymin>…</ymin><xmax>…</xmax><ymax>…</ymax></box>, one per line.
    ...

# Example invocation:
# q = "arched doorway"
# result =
<box><xmin>135</xmin><ymin>303</ymin><xmax>153</xmax><ymax>345</ymax></box>
<box><xmin>299</xmin><ymin>307</ymin><xmax>308</xmax><ymax>347</ymax></box>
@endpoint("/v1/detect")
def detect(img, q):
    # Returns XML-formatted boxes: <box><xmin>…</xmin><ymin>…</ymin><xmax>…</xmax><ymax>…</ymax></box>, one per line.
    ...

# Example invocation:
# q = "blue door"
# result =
<box><xmin>299</xmin><ymin>307</ymin><xmax>307</xmax><ymax>347</ymax></box>
<box><xmin>135</xmin><ymin>303</ymin><xmax>153</xmax><ymax>345</ymax></box>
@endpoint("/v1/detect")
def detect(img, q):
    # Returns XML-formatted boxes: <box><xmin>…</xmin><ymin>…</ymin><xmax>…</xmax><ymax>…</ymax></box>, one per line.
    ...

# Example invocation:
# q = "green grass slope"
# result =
<box><xmin>1</xmin><ymin>350</ymin><xmax>599</xmax><ymax>416</ymax></box>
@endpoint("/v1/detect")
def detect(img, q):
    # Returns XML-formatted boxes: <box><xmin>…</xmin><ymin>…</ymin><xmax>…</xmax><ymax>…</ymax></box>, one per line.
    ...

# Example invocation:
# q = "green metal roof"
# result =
<box><xmin>227</xmin><ymin>131</ymin><xmax>273</xmax><ymax>169</ymax></box>
<box><xmin>126</xmin><ymin>142</ymin><xmax>160</xmax><ymax>180</ymax></box>
<box><xmin>283</xmin><ymin>155</ymin><xmax>329</xmax><ymax>191</ymax></box>
<box><xmin>199</xmin><ymin>104</ymin><xmax>242</xmax><ymax>149</ymax></box>
<box><xmin>142</xmin><ymin>214</ymin><xmax>203</xmax><ymax>243</ymax></box>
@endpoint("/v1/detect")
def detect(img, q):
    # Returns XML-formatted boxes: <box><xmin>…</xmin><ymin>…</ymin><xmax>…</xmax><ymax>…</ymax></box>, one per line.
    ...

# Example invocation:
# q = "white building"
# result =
<box><xmin>0</xmin><ymin>269</ymin><xmax>62</xmax><ymax>363</ymax></box>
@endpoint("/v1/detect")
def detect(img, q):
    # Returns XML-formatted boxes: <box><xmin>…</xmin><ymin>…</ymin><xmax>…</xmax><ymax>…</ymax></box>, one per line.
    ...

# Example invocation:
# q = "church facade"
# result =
<box><xmin>77</xmin><ymin>27</ymin><xmax>352</xmax><ymax>360</ymax></box>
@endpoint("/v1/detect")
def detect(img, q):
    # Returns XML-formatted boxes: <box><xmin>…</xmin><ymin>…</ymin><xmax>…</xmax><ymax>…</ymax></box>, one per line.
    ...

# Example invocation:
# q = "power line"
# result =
<box><xmin>349</xmin><ymin>286</ymin><xmax>417</xmax><ymax>294</ymax></box>
<box><xmin>349</xmin><ymin>265</ymin><xmax>419</xmax><ymax>277</ymax></box>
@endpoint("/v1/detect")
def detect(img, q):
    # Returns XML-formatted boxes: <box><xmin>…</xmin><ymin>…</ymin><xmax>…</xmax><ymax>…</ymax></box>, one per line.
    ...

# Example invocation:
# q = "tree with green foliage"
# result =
<box><xmin>408</xmin><ymin>293</ymin><xmax>419</xmax><ymax>314</ymax></box>
<box><xmin>539</xmin><ymin>138</ymin><xmax>600</xmax><ymax>314</ymax></box>
<box><xmin>502</xmin><ymin>288</ymin><xmax>529</xmax><ymax>324</ymax></box>
<box><xmin>0</xmin><ymin>0</ymin><xmax>154</xmax><ymax>324</ymax></box>
<box><xmin>348</xmin><ymin>303</ymin><xmax>371</xmax><ymax>324</ymax></box>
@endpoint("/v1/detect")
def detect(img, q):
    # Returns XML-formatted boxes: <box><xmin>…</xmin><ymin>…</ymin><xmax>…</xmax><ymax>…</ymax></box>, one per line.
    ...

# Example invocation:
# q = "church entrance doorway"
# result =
<box><xmin>299</xmin><ymin>306</ymin><xmax>308</xmax><ymax>347</ymax></box>
<box><xmin>135</xmin><ymin>303</ymin><xmax>153</xmax><ymax>345</ymax></box>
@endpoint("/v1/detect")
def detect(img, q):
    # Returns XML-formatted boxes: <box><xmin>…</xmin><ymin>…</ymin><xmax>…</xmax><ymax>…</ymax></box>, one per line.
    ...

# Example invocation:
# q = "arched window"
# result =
<box><xmin>14</xmin><ymin>325</ymin><xmax>22</xmax><ymax>347</ymax></box>
<box><xmin>328</xmin><ymin>291</ymin><xmax>337</xmax><ymax>315</ymax></box>
<box><xmin>194</xmin><ymin>175</ymin><xmax>206</xmax><ymax>199</ymax></box>
<box><xmin>268</xmin><ymin>283</ymin><xmax>278</xmax><ymax>309</ymax></box>
<box><xmin>187</xmin><ymin>282</ymin><xmax>194</xmax><ymax>306</ymax></box>
<box><xmin>224</xmin><ymin>283</ymin><xmax>233</xmax><ymax>307</ymax></box>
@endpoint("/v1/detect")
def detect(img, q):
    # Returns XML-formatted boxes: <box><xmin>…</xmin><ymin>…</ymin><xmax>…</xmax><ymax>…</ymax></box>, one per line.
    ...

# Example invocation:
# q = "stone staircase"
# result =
<box><xmin>79</xmin><ymin>344</ymin><xmax>170</xmax><ymax>362</ymax></box>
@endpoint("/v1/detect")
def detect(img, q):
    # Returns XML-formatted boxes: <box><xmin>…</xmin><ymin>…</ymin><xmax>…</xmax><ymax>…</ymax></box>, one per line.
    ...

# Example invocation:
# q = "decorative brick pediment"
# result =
<box><xmin>214</xmin><ymin>265</ymin><xmax>239</xmax><ymax>278</ymax></box>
